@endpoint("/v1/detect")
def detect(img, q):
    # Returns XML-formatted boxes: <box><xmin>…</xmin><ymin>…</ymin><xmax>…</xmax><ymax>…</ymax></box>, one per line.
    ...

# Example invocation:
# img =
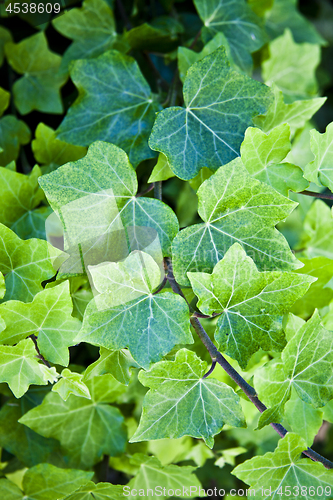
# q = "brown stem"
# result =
<box><xmin>189</xmin><ymin>29</ymin><xmax>202</xmax><ymax>50</ymax></box>
<box><xmin>298</xmin><ymin>190</ymin><xmax>333</xmax><ymax>201</ymax></box>
<box><xmin>136</xmin><ymin>183</ymin><xmax>154</xmax><ymax>197</ymax></box>
<box><xmin>30</xmin><ymin>334</ymin><xmax>51</xmax><ymax>368</ymax></box>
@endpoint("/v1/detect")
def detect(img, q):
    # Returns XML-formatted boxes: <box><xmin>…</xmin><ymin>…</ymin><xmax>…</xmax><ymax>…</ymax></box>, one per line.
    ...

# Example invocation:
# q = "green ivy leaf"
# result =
<box><xmin>63</xmin><ymin>482</ymin><xmax>125</xmax><ymax>500</ymax></box>
<box><xmin>0</xmin><ymin>26</ymin><xmax>12</xmax><ymax>67</ymax></box>
<box><xmin>5</xmin><ymin>32</ymin><xmax>67</xmax><ymax>115</ymax></box>
<box><xmin>0</xmin><ymin>463</ymin><xmax>93</xmax><ymax>500</ymax></box>
<box><xmin>11</xmin><ymin>205</ymin><xmax>53</xmax><ymax>241</ymax></box>
<box><xmin>232</xmin><ymin>433</ymin><xmax>333</xmax><ymax>498</ymax></box>
<box><xmin>32</xmin><ymin>123</ymin><xmax>87</xmax><ymax>167</ymax></box>
<box><xmin>126</xmin><ymin>16</ymin><xmax>184</xmax><ymax>52</ymax></box>
<box><xmin>52</xmin><ymin>369</ymin><xmax>91</xmax><ymax>401</ymax></box>
<box><xmin>172</xmin><ymin>159</ymin><xmax>300</xmax><ymax>286</ymax></box>
<box><xmin>76</xmin><ymin>251</ymin><xmax>192</xmax><ymax>368</ymax></box>
<box><xmin>304</xmin><ymin>122</ymin><xmax>333</xmax><ymax>191</ymax></box>
<box><xmin>19</xmin><ymin>374</ymin><xmax>127</xmax><ymax>468</ymax></box>
<box><xmin>0</xmin><ymin>115</ymin><xmax>31</xmax><ymax>167</ymax></box>
<box><xmin>149</xmin><ymin>48</ymin><xmax>272</xmax><ymax>180</ymax></box>
<box><xmin>0</xmin><ymin>87</ymin><xmax>10</xmax><ymax>116</ymax></box>
<box><xmin>188</xmin><ymin>243</ymin><xmax>315</xmax><ymax>368</ymax></box>
<box><xmin>56</xmin><ymin>51</ymin><xmax>161</xmax><ymax>167</ymax></box>
<box><xmin>52</xmin><ymin>0</ymin><xmax>127</xmax><ymax>75</ymax></box>
<box><xmin>148</xmin><ymin>153</ymin><xmax>175</xmax><ymax>182</ymax></box>
<box><xmin>0</xmin><ymin>281</ymin><xmax>81</xmax><ymax>366</ymax></box>
<box><xmin>297</xmin><ymin>200</ymin><xmax>333</xmax><ymax>261</ymax></box>
<box><xmin>125</xmin><ymin>454</ymin><xmax>204</xmax><ymax>499</ymax></box>
<box><xmin>83</xmin><ymin>348</ymin><xmax>138</xmax><ymax>385</ymax></box>
<box><xmin>39</xmin><ymin>141</ymin><xmax>179</xmax><ymax>259</ymax></box>
<box><xmin>254</xmin><ymin>312</ymin><xmax>333</xmax><ymax>412</ymax></box>
<box><xmin>193</xmin><ymin>0</ymin><xmax>267</xmax><ymax>73</ymax></box>
<box><xmin>240</xmin><ymin>125</ymin><xmax>309</xmax><ymax>196</ymax></box>
<box><xmin>0</xmin><ymin>338</ymin><xmax>58</xmax><ymax>398</ymax></box>
<box><xmin>285</xmin><ymin>388</ymin><xmax>323</xmax><ymax>447</ymax></box>
<box><xmin>131</xmin><ymin>349</ymin><xmax>245</xmax><ymax>447</ymax></box>
<box><xmin>0</xmin><ymin>270</ymin><xmax>5</xmax><ymax>300</ymax></box>
<box><xmin>263</xmin><ymin>29</ymin><xmax>320</xmax><ymax>100</ymax></box>
<box><xmin>253</xmin><ymin>84</ymin><xmax>326</xmax><ymax>135</ymax></box>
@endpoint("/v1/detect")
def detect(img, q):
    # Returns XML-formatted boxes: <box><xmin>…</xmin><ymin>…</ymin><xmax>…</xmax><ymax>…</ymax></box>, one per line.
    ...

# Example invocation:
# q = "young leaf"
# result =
<box><xmin>131</xmin><ymin>349</ymin><xmax>245</xmax><ymax>447</ymax></box>
<box><xmin>149</xmin><ymin>48</ymin><xmax>272</xmax><ymax>180</ymax></box>
<box><xmin>193</xmin><ymin>0</ymin><xmax>267</xmax><ymax>73</ymax></box>
<box><xmin>0</xmin><ymin>115</ymin><xmax>31</xmax><ymax>167</ymax></box>
<box><xmin>297</xmin><ymin>200</ymin><xmax>333</xmax><ymax>261</ymax></box>
<box><xmin>172</xmin><ymin>159</ymin><xmax>300</xmax><ymax>286</ymax></box>
<box><xmin>52</xmin><ymin>369</ymin><xmax>91</xmax><ymax>401</ymax></box>
<box><xmin>262</xmin><ymin>29</ymin><xmax>320</xmax><ymax>100</ymax></box>
<box><xmin>5</xmin><ymin>32</ymin><xmax>67</xmax><ymax>115</ymax></box>
<box><xmin>304</xmin><ymin>122</ymin><xmax>333</xmax><ymax>192</ymax></box>
<box><xmin>56</xmin><ymin>51</ymin><xmax>161</xmax><ymax>167</ymax></box>
<box><xmin>188</xmin><ymin>243</ymin><xmax>315</xmax><ymax>367</ymax></box>
<box><xmin>0</xmin><ymin>224</ymin><xmax>61</xmax><ymax>302</ymax></box>
<box><xmin>148</xmin><ymin>153</ymin><xmax>175</xmax><ymax>182</ymax></box>
<box><xmin>240</xmin><ymin>125</ymin><xmax>309</xmax><ymax>196</ymax></box>
<box><xmin>0</xmin><ymin>87</ymin><xmax>10</xmax><ymax>116</ymax></box>
<box><xmin>63</xmin><ymin>482</ymin><xmax>125</xmax><ymax>500</ymax></box>
<box><xmin>0</xmin><ymin>338</ymin><xmax>58</xmax><ymax>398</ymax></box>
<box><xmin>52</xmin><ymin>0</ymin><xmax>126</xmax><ymax>74</ymax></box>
<box><xmin>19</xmin><ymin>375</ymin><xmax>127</xmax><ymax>468</ymax></box>
<box><xmin>254</xmin><ymin>311</ymin><xmax>333</xmax><ymax>412</ymax></box>
<box><xmin>32</xmin><ymin>123</ymin><xmax>87</xmax><ymax>167</ymax></box>
<box><xmin>39</xmin><ymin>141</ymin><xmax>178</xmax><ymax>258</ymax></box>
<box><xmin>125</xmin><ymin>454</ymin><xmax>204</xmax><ymax>499</ymax></box>
<box><xmin>83</xmin><ymin>348</ymin><xmax>138</xmax><ymax>385</ymax></box>
<box><xmin>76</xmin><ymin>251</ymin><xmax>192</xmax><ymax>368</ymax></box>
<box><xmin>232</xmin><ymin>433</ymin><xmax>333</xmax><ymax>498</ymax></box>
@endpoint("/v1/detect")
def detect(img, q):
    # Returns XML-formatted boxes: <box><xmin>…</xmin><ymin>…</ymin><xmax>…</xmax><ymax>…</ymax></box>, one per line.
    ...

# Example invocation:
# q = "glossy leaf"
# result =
<box><xmin>131</xmin><ymin>349</ymin><xmax>245</xmax><ymax>447</ymax></box>
<box><xmin>56</xmin><ymin>51</ymin><xmax>161</xmax><ymax>167</ymax></box>
<box><xmin>149</xmin><ymin>48</ymin><xmax>272</xmax><ymax>180</ymax></box>
<box><xmin>172</xmin><ymin>159</ymin><xmax>300</xmax><ymax>286</ymax></box>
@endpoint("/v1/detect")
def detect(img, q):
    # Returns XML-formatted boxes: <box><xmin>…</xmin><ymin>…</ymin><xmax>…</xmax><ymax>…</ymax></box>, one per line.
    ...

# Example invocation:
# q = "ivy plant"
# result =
<box><xmin>0</xmin><ymin>0</ymin><xmax>333</xmax><ymax>498</ymax></box>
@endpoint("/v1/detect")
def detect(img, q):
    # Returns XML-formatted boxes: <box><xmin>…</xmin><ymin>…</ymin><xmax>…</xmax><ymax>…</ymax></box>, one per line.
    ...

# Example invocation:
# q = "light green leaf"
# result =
<box><xmin>254</xmin><ymin>312</ymin><xmax>333</xmax><ymax>411</ymax></box>
<box><xmin>240</xmin><ymin>125</ymin><xmax>309</xmax><ymax>196</ymax></box>
<box><xmin>126</xmin><ymin>16</ymin><xmax>183</xmax><ymax>52</ymax></box>
<box><xmin>52</xmin><ymin>369</ymin><xmax>91</xmax><ymax>401</ymax></box>
<box><xmin>0</xmin><ymin>165</ymin><xmax>44</xmax><ymax>227</ymax></box>
<box><xmin>83</xmin><ymin>347</ymin><xmax>138</xmax><ymax>385</ymax></box>
<box><xmin>63</xmin><ymin>482</ymin><xmax>125</xmax><ymax>500</ymax></box>
<box><xmin>5</xmin><ymin>32</ymin><xmax>67</xmax><ymax>115</ymax></box>
<box><xmin>0</xmin><ymin>270</ymin><xmax>5</xmax><ymax>299</ymax></box>
<box><xmin>285</xmin><ymin>388</ymin><xmax>323</xmax><ymax>446</ymax></box>
<box><xmin>290</xmin><ymin>257</ymin><xmax>333</xmax><ymax>319</ymax></box>
<box><xmin>188</xmin><ymin>243</ymin><xmax>315</xmax><ymax>367</ymax></box>
<box><xmin>232</xmin><ymin>433</ymin><xmax>333</xmax><ymax>499</ymax></box>
<box><xmin>0</xmin><ymin>224</ymin><xmax>62</xmax><ymax>302</ymax></box>
<box><xmin>32</xmin><ymin>123</ymin><xmax>87</xmax><ymax>167</ymax></box>
<box><xmin>253</xmin><ymin>84</ymin><xmax>326</xmax><ymax>135</ymax></box>
<box><xmin>52</xmin><ymin>0</ymin><xmax>126</xmax><ymax>75</ymax></box>
<box><xmin>265</xmin><ymin>0</ymin><xmax>326</xmax><ymax>45</ymax></box>
<box><xmin>149</xmin><ymin>48</ymin><xmax>272</xmax><ymax>180</ymax></box>
<box><xmin>19</xmin><ymin>375</ymin><xmax>127</xmax><ymax>468</ymax></box>
<box><xmin>0</xmin><ymin>86</ymin><xmax>10</xmax><ymax>116</ymax></box>
<box><xmin>193</xmin><ymin>0</ymin><xmax>267</xmax><ymax>72</ymax></box>
<box><xmin>0</xmin><ymin>338</ymin><xmax>58</xmax><ymax>398</ymax></box>
<box><xmin>297</xmin><ymin>199</ymin><xmax>333</xmax><ymax>260</ymax></box>
<box><xmin>248</xmin><ymin>0</ymin><xmax>273</xmax><ymax>17</ymax></box>
<box><xmin>126</xmin><ymin>454</ymin><xmax>204</xmax><ymax>499</ymax></box>
<box><xmin>56</xmin><ymin>51</ymin><xmax>161</xmax><ymax>167</ymax></box>
<box><xmin>0</xmin><ymin>281</ymin><xmax>81</xmax><ymax>366</ymax></box>
<box><xmin>39</xmin><ymin>141</ymin><xmax>179</xmax><ymax>263</ymax></box>
<box><xmin>304</xmin><ymin>122</ymin><xmax>333</xmax><ymax>191</ymax></box>
<box><xmin>148</xmin><ymin>153</ymin><xmax>175</xmax><ymax>182</ymax></box>
<box><xmin>76</xmin><ymin>251</ymin><xmax>192</xmax><ymax>368</ymax></box>
<box><xmin>0</xmin><ymin>26</ymin><xmax>12</xmax><ymax>67</ymax></box>
<box><xmin>0</xmin><ymin>478</ymin><xmax>22</xmax><ymax>500</ymax></box>
<box><xmin>263</xmin><ymin>29</ymin><xmax>320</xmax><ymax>100</ymax></box>
<box><xmin>177</xmin><ymin>32</ymin><xmax>234</xmax><ymax>83</ymax></box>
<box><xmin>172</xmin><ymin>158</ymin><xmax>300</xmax><ymax>286</ymax></box>
<box><xmin>131</xmin><ymin>349</ymin><xmax>245</xmax><ymax>447</ymax></box>
<box><xmin>0</xmin><ymin>115</ymin><xmax>31</xmax><ymax>167</ymax></box>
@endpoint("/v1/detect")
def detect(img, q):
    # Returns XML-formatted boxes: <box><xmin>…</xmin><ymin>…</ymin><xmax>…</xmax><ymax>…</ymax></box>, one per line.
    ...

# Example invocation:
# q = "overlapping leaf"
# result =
<box><xmin>0</xmin><ymin>338</ymin><xmax>58</xmax><ymax>398</ymax></box>
<box><xmin>84</xmin><ymin>347</ymin><xmax>138</xmax><ymax>385</ymax></box>
<box><xmin>56</xmin><ymin>51</ymin><xmax>161</xmax><ymax>166</ymax></box>
<box><xmin>52</xmin><ymin>369</ymin><xmax>91</xmax><ymax>401</ymax></box>
<box><xmin>131</xmin><ymin>349</ymin><xmax>245</xmax><ymax>447</ymax></box>
<box><xmin>149</xmin><ymin>48</ymin><xmax>272</xmax><ymax>180</ymax></box>
<box><xmin>5</xmin><ymin>32</ymin><xmax>67</xmax><ymax>114</ymax></box>
<box><xmin>233</xmin><ymin>433</ymin><xmax>333</xmax><ymax>499</ymax></box>
<box><xmin>188</xmin><ymin>243</ymin><xmax>315</xmax><ymax>367</ymax></box>
<box><xmin>76</xmin><ymin>251</ymin><xmax>192</xmax><ymax>368</ymax></box>
<box><xmin>193</xmin><ymin>0</ymin><xmax>267</xmax><ymax>72</ymax></box>
<box><xmin>20</xmin><ymin>374</ymin><xmax>127</xmax><ymax>468</ymax></box>
<box><xmin>172</xmin><ymin>159</ymin><xmax>300</xmax><ymax>286</ymax></box>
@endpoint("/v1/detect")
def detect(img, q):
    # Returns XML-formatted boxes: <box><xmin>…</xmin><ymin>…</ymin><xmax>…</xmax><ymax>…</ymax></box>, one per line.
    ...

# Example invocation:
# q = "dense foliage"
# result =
<box><xmin>1</xmin><ymin>0</ymin><xmax>333</xmax><ymax>498</ymax></box>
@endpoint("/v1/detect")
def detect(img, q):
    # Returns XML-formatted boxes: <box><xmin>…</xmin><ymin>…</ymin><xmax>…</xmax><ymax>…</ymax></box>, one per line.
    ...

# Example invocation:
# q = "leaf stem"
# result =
<box><xmin>153</xmin><ymin>181</ymin><xmax>163</xmax><ymax>200</ymax></box>
<box><xmin>116</xmin><ymin>0</ymin><xmax>132</xmax><ymax>30</ymax></box>
<box><xmin>189</xmin><ymin>29</ymin><xmax>202</xmax><ymax>50</ymax></box>
<box><xmin>29</xmin><ymin>334</ymin><xmax>51</xmax><ymax>368</ymax></box>
<box><xmin>298</xmin><ymin>190</ymin><xmax>333</xmax><ymax>201</ymax></box>
<box><xmin>165</xmin><ymin>257</ymin><xmax>189</xmax><ymax>304</ymax></box>
<box><xmin>136</xmin><ymin>183</ymin><xmax>154</xmax><ymax>197</ymax></box>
